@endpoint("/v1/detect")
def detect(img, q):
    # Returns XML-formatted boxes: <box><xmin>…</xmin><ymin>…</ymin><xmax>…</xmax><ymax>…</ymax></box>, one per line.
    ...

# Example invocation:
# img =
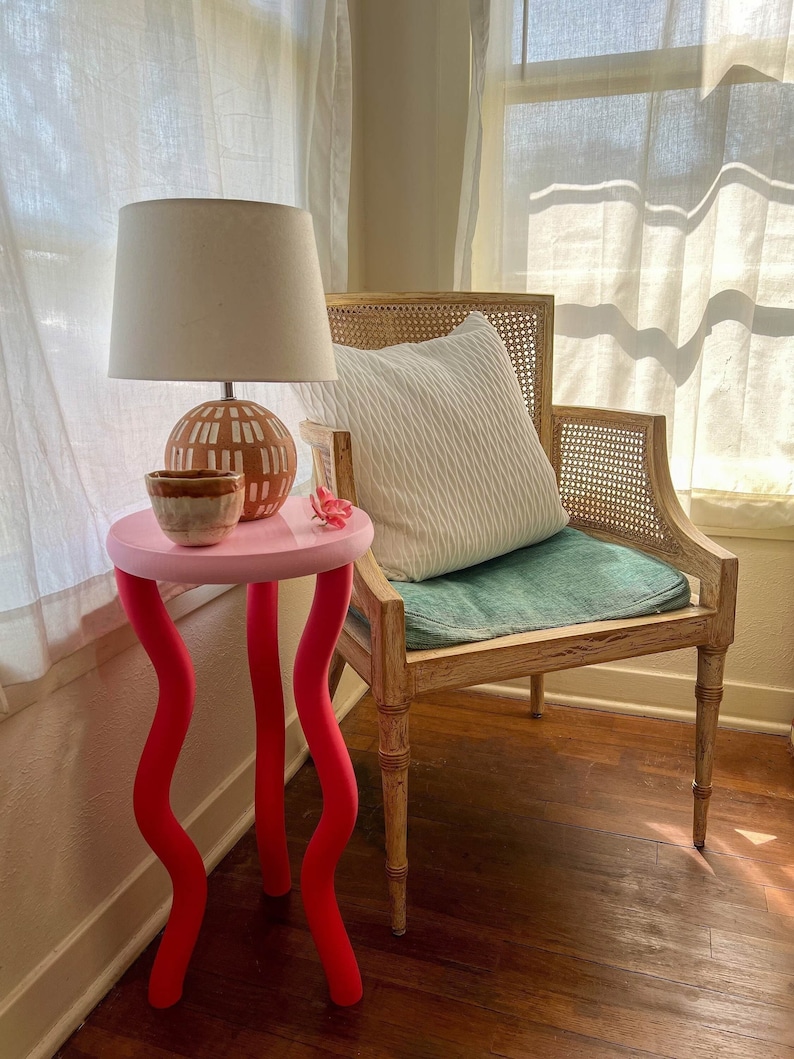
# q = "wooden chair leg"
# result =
<box><xmin>693</xmin><ymin>646</ymin><xmax>727</xmax><ymax>848</ymax></box>
<box><xmin>530</xmin><ymin>674</ymin><xmax>544</xmax><ymax>718</ymax></box>
<box><xmin>377</xmin><ymin>700</ymin><xmax>410</xmax><ymax>935</ymax></box>
<box><xmin>328</xmin><ymin>650</ymin><xmax>345</xmax><ymax>700</ymax></box>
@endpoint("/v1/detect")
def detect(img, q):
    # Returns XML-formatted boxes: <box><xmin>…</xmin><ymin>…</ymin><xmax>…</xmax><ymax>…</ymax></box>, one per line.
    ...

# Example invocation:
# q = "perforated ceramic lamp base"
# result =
<box><xmin>165</xmin><ymin>399</ymin><xmax>297</xmax><ymax>520</ymax></box>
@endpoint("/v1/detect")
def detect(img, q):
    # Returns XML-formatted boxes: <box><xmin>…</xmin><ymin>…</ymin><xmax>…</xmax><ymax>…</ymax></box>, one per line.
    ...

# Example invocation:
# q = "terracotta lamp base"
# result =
<box><xmin>164</xmin><ymin>399</ymin><xmax>297</xmax><ymax>520</ymax></box>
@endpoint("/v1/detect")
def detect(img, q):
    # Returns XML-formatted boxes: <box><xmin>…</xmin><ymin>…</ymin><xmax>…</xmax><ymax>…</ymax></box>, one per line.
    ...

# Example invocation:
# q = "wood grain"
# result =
<box><xmin>58</xmin><ymin>692</ymin><xmax>793</xmax><ymax>1059</ymax></box>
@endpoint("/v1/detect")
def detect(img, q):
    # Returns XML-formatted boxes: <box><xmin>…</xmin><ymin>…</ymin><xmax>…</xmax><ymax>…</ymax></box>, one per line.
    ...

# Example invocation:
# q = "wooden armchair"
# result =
<box><xmin>300</xmin><ymin>292</ymin><xmax>738</xmax><ymax>936</ymax></box>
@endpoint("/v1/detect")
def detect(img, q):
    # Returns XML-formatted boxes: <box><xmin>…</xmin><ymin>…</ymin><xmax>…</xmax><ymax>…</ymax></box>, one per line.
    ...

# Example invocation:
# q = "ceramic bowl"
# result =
<box><xmin>145</xmin><ymin>470</ymin><xmax>245</xmax><ymax>547</ymax></box>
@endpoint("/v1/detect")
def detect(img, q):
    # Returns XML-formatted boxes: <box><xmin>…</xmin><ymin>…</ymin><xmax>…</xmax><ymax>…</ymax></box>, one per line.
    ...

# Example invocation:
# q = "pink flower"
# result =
<box><xmin>310</xmin><ymin>485</ymin><xmax>353</xmax><ymax>529</ymax></box>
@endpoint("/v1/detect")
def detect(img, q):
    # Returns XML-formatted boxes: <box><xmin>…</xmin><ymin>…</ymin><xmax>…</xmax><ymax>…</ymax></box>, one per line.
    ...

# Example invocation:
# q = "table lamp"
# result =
<box><xmin>108</xmin><ymin>198</ymin><xmax>337</xmax><ymax>520</ymax></box>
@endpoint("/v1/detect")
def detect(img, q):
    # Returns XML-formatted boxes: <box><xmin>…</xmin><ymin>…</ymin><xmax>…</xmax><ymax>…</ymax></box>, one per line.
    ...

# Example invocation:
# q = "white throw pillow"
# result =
<box><xmin>292</xmin><ymin>312</ymin><xmax>568</xmax><ymax>581</ymax></box>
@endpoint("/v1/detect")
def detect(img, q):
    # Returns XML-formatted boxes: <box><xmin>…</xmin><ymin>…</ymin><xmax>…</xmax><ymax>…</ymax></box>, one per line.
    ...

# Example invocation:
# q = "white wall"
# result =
<box><xmin>0</xmin><ymin>581</ymin><xmax>365</xmax><ymax>1059</ymax></box>
<box><xmin>348</xmin><ymin>0</ymin><xmax>793</xmax><ymax>735</ymax></box>
<box><xmin>348</xmin><ymin>0</ymin><xmax>469</xmax><ymax>292</ymax></box>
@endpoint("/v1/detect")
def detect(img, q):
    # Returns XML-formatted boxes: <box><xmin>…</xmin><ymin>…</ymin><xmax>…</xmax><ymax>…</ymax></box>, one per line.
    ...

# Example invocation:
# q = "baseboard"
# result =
<box><xmin>3</xmin><ymin>679</ymin><xmax>368</xmax><ymax>1059</ymax></box>
<box><xmin>472</xmin><ymin>664</ymin><xmax>792</xmax><ymax>737</ymax></box>
<box><xmin>333</xmin><ymin>668</ymin><xmax>369</xmax><ymax>725</ymax></box>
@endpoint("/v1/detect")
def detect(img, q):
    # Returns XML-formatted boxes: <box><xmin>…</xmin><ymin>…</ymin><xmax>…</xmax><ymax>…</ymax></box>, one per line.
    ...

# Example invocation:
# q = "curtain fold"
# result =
<box><xmin>0</xmin><ymin>0</ymin><xmax>351</xmax><ymax>687</ymax></box>
<box><xmin>458</xmin><ymin>0</ymin><xmax>793</xmax><ymax>536</ymax></box>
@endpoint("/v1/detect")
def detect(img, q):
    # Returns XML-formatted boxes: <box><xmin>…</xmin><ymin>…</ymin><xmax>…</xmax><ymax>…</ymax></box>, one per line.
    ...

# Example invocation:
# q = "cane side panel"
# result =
<box><xmin>325</xmin><ymin>296</ymin><xmax>551</xmax><ymax>450</ymax></box>
<box><xmin>553</xmin><ymin>413</ymin><xmax>679</xmax><ymax>557</ymax></box>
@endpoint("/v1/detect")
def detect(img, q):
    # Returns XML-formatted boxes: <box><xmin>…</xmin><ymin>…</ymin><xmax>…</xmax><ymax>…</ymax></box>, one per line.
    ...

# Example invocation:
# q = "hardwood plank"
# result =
<box><xmin>544</xmin><ymin>798</ymin><xmax>794</xmax><ymax>865</ymax></box>
<box><xmin>58</xmin><ymin>1020</ymin><xmax>338</xmax><ymax>1058</ymax></box>
<box><xmin>341</xmin><ymin>731</ymin><xmax>376</xmax><ymax>752</ymax></box>
<box><xmin>710</xmin><ymin>927</ymin><xmax>794</xmax><ymax>977</ymax></box>
<box><xmin>57</xmin><ymin>1026</ymin><xmax>189</xmax><ymax>1059</ymax></box>
<box><xmin>767</xmin><ymin>887</ymin><xmax>794</xmax><ymax>917</ymax></box>
<box><xmin>347</xmin><ymin>693</ymin><xmax>793</xmax><ymax>802</ymax></box>
<box><xmin>346</xmin><ymin>697</ymin><xmax>792</xmax><ymax>849</ymax></box>
<box><xmin>59</xmin><ymin>691</ymin><xmax>794</xmax><ymax>1059</ymax></box>
<box><xmin>280</xmin><ymin>768</ymin><xmax>794</xmax><ymax>995</ymax></box>
<box><xmin>184</xmin><ymin>971</ymin><xmax>499</xmax><ymax>1058</ymax></box>
<box><xmin>253</xmin><ymin>844</ymin><xmax>794</xmax><ymax>1012</ymax></box>
<box><xmin>348</xmin><ymin>898</ymin><xmax>794</xmax><ymax>1021</ymax></box>
<box><xmin>656</xmin><ymin>841</ymin><xmax>794</xmax><ymax>893</ymax></box>
<box><xmin>492</xmin><ymin>1016</ymin><xmax>669</xmax><ymax>1059</ymax></box>
<box><xmin>494</xmin><ymin>943</ymin><xmax>794</xmax><ymax>1057</ymax></box>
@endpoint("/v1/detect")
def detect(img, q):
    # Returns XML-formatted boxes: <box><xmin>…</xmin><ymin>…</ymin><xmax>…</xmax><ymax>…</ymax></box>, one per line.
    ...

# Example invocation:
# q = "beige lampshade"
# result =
<box><xmin>110</xmin><ymin>198</ymin><xmax>336</xmax><ymax>523</ymax></box>
<box><xmin>108</xmin><ymin>198</ymin><xmax>337</xmax><ymax>382</ymax></box>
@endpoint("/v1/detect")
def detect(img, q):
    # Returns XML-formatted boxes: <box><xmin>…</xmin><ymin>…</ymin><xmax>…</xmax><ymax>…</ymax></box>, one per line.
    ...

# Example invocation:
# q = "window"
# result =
<box><xmin>460</xmin><ymin>0</ymin><xmax>793</xmax><ymax>534</ymax></box>
<box><xmin>0</xmin><ymin>0</ymin><xmax>351</xmax><ymax>696</ymax></box>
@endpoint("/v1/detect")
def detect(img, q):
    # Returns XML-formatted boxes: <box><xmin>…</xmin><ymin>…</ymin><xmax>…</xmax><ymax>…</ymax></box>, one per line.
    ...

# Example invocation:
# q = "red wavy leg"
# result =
<box><xmin>247</xmin><ymin>581</ymin><xmax>291</xmax><ymax>896</ymax></box>
<box><xmin>293</xmin><ymin>563</ymin><xmax>363</xmax><ymax>1006</ymax></box>
<box><xmin>115</xmin><ymin>569</ymin><xmax>207</xmax><ymax>1009</ymax></box>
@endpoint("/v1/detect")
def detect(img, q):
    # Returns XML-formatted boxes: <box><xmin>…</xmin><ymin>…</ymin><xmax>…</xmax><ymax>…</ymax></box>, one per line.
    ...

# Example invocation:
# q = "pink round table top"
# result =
<box><xmin>107</xmin><ymin>497</ymin><xmax>374</xmax><ymax>584</ymax></box>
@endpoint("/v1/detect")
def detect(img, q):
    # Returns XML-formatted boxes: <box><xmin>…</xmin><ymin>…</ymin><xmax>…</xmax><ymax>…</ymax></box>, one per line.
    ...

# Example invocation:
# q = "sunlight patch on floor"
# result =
<box><xmin>664</xmin><ymin>842</ymin><xmax>718</xmax><ymax>875</ymax></box>
<box><xmin>648</xmin><ymin>822</ymin><xmax>694</xmax><ymax>847</ymax></box>
<box><xmin>765</xmin><ymin>887</ymin><xmax>794</xmax><ymax>916</ymax></box>
<box><xmin>735</xmin><ymin>829</ymin><xmax>777</xmax><ymax>846</ymax></box>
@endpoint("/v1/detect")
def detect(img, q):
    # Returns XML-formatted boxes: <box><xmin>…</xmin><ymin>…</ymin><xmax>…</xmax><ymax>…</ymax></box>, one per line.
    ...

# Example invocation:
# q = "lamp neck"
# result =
<box><xmin>220</xmin><ymin>381</ymin><xmax>236</xmax><ymax>401</ymax></box>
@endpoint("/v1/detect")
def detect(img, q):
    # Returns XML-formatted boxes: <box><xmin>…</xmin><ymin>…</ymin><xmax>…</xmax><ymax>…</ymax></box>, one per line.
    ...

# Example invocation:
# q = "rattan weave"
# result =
<box><xmin>553</xmin><ymin>415</ymin><xmax>679</xmax><ymax>556</ymax></box>
<box><xmin>325</xmin><ymin>295</ymin><xmax>550</xmax><ymax>448</ymax></box>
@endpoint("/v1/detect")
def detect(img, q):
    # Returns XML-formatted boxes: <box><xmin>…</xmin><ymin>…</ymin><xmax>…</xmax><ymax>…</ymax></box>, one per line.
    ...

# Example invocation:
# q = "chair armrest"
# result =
<box><xmin>300</xmin><ymin>419</ymin><xmax>406</xmax><ymax>635</ymax></box>
<box><xmin>552</xmin><ymin>405</ymin><xmax>737</xmax><ymax>647</ymax></box>
<box><xmin>299</xmin><ymin>420</ymin><xmax>409</xmax><ymax>698</ymax></box>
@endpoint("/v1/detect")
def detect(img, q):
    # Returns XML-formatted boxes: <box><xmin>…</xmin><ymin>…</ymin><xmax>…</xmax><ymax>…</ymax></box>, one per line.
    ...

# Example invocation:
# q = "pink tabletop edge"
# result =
<box><xmin>107</xmin><ymin>496</ymin><xmax>374</xmax><ymax>584</ymax></box>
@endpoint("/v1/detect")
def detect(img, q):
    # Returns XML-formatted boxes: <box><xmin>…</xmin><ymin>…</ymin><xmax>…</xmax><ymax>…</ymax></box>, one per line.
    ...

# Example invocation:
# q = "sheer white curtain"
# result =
<box><xmin>458</xmin><ymin>0</ymin><xmax>793</xmax><ymax>536</ymax></box>
<box><xmin>0</xmin><ymin>0</ymin><xmax>351</xmax><ymax>688</ymax></box>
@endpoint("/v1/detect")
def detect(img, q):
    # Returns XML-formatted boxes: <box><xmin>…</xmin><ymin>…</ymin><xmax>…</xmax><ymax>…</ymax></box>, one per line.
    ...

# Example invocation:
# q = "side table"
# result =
<box><xmin>106</xmin><ymin>496</ymin><xmax>374</xmax><ymax>1009</ymax></box>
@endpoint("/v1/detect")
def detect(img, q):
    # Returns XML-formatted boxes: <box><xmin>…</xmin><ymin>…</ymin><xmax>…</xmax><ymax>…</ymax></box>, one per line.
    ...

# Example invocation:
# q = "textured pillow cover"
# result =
<box><xmin>292</xmin><ymin>312</ymin><xmax>569</xmax><ymax>582</ymax></box>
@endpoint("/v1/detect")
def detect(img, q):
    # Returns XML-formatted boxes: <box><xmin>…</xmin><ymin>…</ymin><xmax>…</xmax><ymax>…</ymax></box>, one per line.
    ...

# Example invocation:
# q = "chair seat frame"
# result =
<box><xmin>301</xmin><ymin>292</ymin><xmax>738</xmax><ymax>935</ymax></box>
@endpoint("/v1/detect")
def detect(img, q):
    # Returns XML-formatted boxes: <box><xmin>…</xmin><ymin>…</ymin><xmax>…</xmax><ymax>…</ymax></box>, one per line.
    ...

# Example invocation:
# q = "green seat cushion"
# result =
<box><xmin>388</xmin><ymin>527</ymin><xmax>691</xmax><ymax>650</ymax></box>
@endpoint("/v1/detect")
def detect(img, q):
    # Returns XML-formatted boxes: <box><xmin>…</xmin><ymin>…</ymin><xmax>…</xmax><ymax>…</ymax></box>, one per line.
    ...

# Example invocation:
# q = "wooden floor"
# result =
<box><xmin>59</xmin><ymin>691</ymin><xmax>794</xmax><ymax>1059</ymax></box>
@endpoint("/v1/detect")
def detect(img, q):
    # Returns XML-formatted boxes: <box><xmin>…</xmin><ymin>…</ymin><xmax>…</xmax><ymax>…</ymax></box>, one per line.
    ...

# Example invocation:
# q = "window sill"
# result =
<box><xmin>1</xmin><ymin>583</ymin><xmax>235</xmax><ymax>719</ymax></box>
<box><xmin>697</xmin><ymin>525</ymin><xmax>793</xmax><ymax>542</ymax></box>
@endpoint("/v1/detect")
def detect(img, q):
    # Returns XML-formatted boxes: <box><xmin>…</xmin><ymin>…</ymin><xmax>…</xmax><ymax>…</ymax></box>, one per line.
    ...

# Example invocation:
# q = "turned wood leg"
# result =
<box><xmin>115</xmin><ymin>569</ymin><xmax>207</xmax><ymax>1009</ymax></box>
<box><xmin>328</xmin><ymin>650</ymin><xmax>346</xmax><ymax>701</ymax></box>
<box><xmin>530</xmin><ymin>674</ymin><xmax>545</xmax><ymax>718</ymax></box>
<box><xmin>377</xmin><ymin>701</ymin><xmax>410</xmax><ymax>936</ymax></box>
<box><xmin>693</xmin><ymin>646</ymin><xmax>727</xmax><ymax>848</ymax></box>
